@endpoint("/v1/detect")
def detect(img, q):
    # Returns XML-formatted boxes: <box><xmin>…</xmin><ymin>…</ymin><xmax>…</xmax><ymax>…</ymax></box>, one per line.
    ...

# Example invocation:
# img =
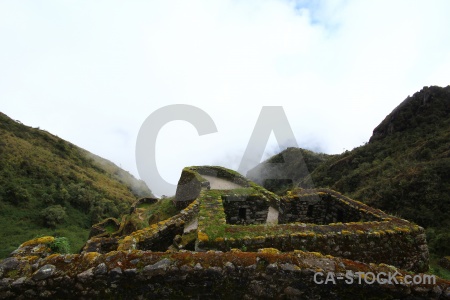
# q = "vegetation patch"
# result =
<box><xmin>49</xmin><ymin>237</ymin><xmax>71</xmax><ymax>254</ymax></box>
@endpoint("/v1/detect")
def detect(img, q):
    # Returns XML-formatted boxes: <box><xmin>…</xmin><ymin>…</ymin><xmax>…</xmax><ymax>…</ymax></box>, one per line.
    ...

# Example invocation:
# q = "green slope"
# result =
<box><xmin>248</xmin><ymin>85</ymin><xmax>450</xmax><ymax>258</ymax></box>
<box><xmin>0</xmin><ymin>112</ymin><xmax>153</xmax><ymax>257</ymax></box>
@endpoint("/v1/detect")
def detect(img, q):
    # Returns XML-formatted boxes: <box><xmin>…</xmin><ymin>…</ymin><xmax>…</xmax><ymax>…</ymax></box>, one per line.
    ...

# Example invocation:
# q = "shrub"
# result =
<box><xmin>49</xmin><ymin>236</ymin><xmax>70</xmax><ymax>254</ymax></box>
<box><xmin>40</xmin><ymin>205</ymin><xmax>67</xmax><ymax>227</ymax></box>
<box><xmin>3</xmin><ymin>182</ymin><xmax>31</xmax><ymax>205</ymax></box>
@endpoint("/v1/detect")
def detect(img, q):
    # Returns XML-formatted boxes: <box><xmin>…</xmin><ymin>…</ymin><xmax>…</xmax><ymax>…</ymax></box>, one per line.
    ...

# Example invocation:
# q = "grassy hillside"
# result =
<box><xmin>248</xmin><ymin>85</ymin><xmax>450</xmax><ymax>259</ymax></box>
<box><xmin>0</xmin><ymin>112</ymin><xmax>153</xmax><ymax>257</ymax></box>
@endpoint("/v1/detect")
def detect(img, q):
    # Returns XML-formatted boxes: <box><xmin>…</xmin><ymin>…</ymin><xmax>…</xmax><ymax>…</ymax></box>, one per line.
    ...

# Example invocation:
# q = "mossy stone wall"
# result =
<box><xmin>1</xmin><ymin>250</ymin><xmax>448</xmax><ymax>299</ymax></box>
<box><xmin>222</xmin><ymin>194</ymin><xmax>269</xmax><ymax>225</ymax></box>
<box><xmin>279</xmin><ymin>193</ymin><xmax>382</xmax><ymax>224</ymax></box>
<box><xmin>209</xmin><ymin>224</ymin><xmax>429</xmax><ymax>273</ymax></box>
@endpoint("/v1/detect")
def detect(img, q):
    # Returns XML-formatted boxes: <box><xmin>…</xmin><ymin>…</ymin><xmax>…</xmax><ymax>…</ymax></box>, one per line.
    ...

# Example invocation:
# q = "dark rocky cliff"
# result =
<box><xmin>370</xmin><ymin>85</ymin><xmax>450</xmax><ymax>142</ymax></box>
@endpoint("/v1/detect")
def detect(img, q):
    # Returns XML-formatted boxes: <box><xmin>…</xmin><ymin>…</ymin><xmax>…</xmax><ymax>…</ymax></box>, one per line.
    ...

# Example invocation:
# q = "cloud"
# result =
<box><xmin>1</xmin><ymin>0</ymin><xmax>450</xmax><ymax>195</ymax></box>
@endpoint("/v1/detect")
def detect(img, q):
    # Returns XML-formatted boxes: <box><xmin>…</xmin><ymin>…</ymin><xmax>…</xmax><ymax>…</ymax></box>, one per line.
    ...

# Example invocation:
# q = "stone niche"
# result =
<box><xmin>222</xmin><ymin>194</ymin><xmax>269</xmax><ymax>225</ymax></box>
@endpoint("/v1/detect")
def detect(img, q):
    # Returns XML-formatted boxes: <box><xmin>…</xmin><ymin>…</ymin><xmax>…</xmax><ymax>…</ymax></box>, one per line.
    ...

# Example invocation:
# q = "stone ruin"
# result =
<box><xmin>1</xmin><ymin>166</ymin><xmax>449</xmax><ymax>299</ymax></box>
<box><xmin>77</xmin><ymin>166</ymin><xmax>431</xmax><ymax>272</ymax></box>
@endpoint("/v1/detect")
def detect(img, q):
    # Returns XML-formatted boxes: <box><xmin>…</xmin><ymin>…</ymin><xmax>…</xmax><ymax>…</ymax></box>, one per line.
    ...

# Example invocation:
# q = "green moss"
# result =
<box><xmin>6</xmin><ymin>269</ymin><xmax>19</xmax><ymax>278</ymax></box>
<box><xmin>104</xmin><ymin>223</ymin><xmax>117</xmax><ymax>234</ymax></box>
<box><xmin>147</xmin><ymin>198</ymin><xmax>178</xmax><ymax>225</ymax></box>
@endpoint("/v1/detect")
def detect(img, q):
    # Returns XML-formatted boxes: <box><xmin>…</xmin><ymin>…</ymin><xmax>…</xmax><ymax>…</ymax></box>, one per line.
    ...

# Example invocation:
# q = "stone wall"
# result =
<box><xmin>279</xmin><ymin>192</ymin><xmax>382</xmax><ymax>224</ymax></box>
<box><xmin>88</xmin><ymin>218</ymin><xmax>120</xmax><ymax>238</ymax></box>
<box><xmin>222</xmin><ymin>194</ymin><xmax>269</xmax><ymax>225</ymax></box>
<box><xmin>133</xmin><ymin>197</ymin><xmax>158</xmax><ymax>209</ymax></box>
<box><xmin>1</xmin><ymin>249</ymin><xmax>449</xmax><ymax>299</ymax></box>
<box><xmin>208</xmin><ymin>222</ymin><xmax>429</xmax><ymax>273</ymax></box>
<box><xmin>83</xmin><ymin>200</ymin><xmax>199</xmax><ymax>253</ymax></box>
<box><xmin>174</xmin><ymin>168</ymin><xmax>207</xmax><ymax>209</ymax></box>
<box><xmin>117</xmin><ymin>200</ymin><xmax>200</xmax><ymax>252</ymax></box>
<box><xmin>196</xmin><ymin>189</ymin><xmax>430</xmax><ymax>273</ymax></box>
<box><xmin>82</xmin><ymin>237</ymin><xmax>119</xmax><ymax>254</ymax></box>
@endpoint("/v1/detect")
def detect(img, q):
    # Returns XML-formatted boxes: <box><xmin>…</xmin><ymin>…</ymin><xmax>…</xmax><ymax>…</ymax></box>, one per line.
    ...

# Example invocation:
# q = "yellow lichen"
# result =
<box><xmin>118</xmin><ymin>236</ymin><xmax>136</xmax><ymax>251</ymax></box>
<box><xmin>295</xmin><ymin>232</ymin><xmax>310</xmax><ymax>237</ymax></box>
<box><xmin>394</xmin><ymin>227</ymin><xmax>410</xmax><ymax>233</ymax></box>
<box><xmin>341</xmin><ymin>230</ymin><xmax>352</xmax><ymax>235</ymax></box>
<box><xmin>24</xmin><ymin>255</ymin><xmax>40</xmax><ymax>263</ymax></box>
<box><xmin>21</xmin><ymin>236</ymin><xmax>55</xmax><ymax>247</ymax></box>
<box><xmin>83</xmin><ymin>252</ymin><xmax>101</xmax><ymax>263</ymax></box>
<box><xmin>198</xmin><ymin>231</ymin><xmax>209</xmax><ymax>242</ymax></box>
<box><xmin>258</xmin><ymin>248</ymin><xmax>280</xmax><ymax>255</ymax></box>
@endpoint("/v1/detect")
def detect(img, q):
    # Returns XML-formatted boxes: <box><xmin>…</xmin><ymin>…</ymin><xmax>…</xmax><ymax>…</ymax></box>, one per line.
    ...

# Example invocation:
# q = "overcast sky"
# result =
<box><xmin>1</xmin><ymin>0</ymin><xmax>450</xmax><ymax>196</ymax></box>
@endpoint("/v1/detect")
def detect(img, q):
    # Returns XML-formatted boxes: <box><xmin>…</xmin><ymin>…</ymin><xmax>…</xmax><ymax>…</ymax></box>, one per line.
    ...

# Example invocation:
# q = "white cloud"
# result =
<box><xmin>1</xmin><ymin>0</ymin><xmax>449</xmax><ymax>195</ymax></box>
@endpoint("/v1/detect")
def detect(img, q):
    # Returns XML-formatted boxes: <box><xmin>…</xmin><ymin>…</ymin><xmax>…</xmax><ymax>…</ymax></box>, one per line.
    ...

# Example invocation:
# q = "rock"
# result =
<box><xmin>0</xmin><ymin>257</ymin><xmax>20</xmax><ymax>272</ymax></box>
<box><xmin>194</xmin><ymin>263</ymin><xmax>203</xmax><ymax>270</ymax></box>
<box><xmin>32</xmin><ymin>264</ymin><xmax>56</xmax><ymax>281</ymax></box>
<box><xmin>266</xmin><ymin>263</ymin><xmax>278</xmax><ymax>274</ymax></box>
<box><xmin>94</xmin><ymin>263</ymin><xmax>108</xmax><ymax>275</ymax></box>
<box><xmin>143</xmin><ymin>258</ymin><xmax>172</xmax><ymax>275</ymax></box>
<box><xmin>180</xmin><ymin>264</ymin><xmax>192</xmax><ymax>272</ymax></box>
<box><xmin>281</xmin><ymin>263</ymin><xmax>298</xmax><ymax>272</ymax></box>
<box><xmin>11</xmin><ymin>277</ymin><xmax>26</xmax><ymax>287</ymax></box>
<box><xmin>31</xmin><ymin>263</ymin><xmax>40</xmax><ymax>272</ymax></box>
<box><xmin>110</xmin><ymin>267</ymin><xmax>123</xmax><ymax>278</ymax></box>
<box><xmin>224</xmin><ymin>262</ymin><xmax>235</xmax><ymax>271</ymax></box>
<box><xmin>284</xmin><ymin>286</ymin><xmax>303</xmax><ymax>298</ymax></box>
<box><xmin>0</xmin><ymin>278</ymin><xmax>13</xmax><ymax>288</ymax></box>
<box><xmin>77</xmin><ymin>267</ymin><xmax>94</xmax><ymax>283</ymax></box>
